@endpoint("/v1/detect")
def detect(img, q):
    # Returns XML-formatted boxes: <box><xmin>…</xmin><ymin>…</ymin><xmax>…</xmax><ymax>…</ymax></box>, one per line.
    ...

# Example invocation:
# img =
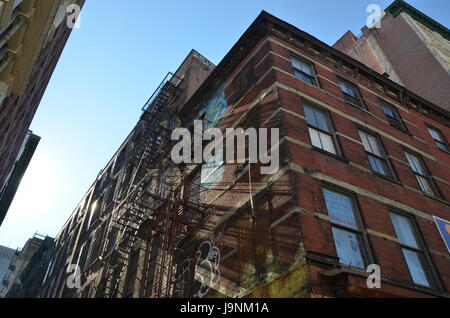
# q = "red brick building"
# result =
<box><xmin>34</xmin><ymin>8</ymin><xmax>449</xmax><ymax>298</ymax></box>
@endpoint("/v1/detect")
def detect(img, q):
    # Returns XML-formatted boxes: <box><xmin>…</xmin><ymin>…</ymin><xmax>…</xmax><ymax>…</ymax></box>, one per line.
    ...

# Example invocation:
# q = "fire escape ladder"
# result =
<box><xmin>103</xmin><ymin>73</ymin><xmax>181</xmax><ymax>298</ymax></box>
<box><xmin>103</xmin><ymin>71</ymin><xmax>218</xmax><ymax>299</ymax></box>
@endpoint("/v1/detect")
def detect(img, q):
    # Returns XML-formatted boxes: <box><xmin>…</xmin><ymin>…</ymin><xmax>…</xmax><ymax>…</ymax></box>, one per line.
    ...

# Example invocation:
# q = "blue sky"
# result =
<box><xmin>0</xmin><ymin>0</ymin><xmax>448</xmax><ymax>249</ymax></box>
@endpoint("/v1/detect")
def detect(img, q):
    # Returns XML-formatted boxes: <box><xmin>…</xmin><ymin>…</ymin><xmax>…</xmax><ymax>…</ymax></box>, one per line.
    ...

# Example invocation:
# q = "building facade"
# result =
<box><xmin>3</xmin><ymin>234</ymin><xmax>53</xmax><ymax>298</ymax></box>
<box><xmin>0</xmin><ymin>233</ymin><xmax>48</xmax><ymax>297</ymax></box>
<box><xmin>35</xmin><ymin>7</ymin><xmax>449</xmax><ymax>298</ymax></box>
<box><xmin>333</xmin><ymin>0</ymin><xmax>450</xmax><ymax>111</ymax></box>
<box><xmin>0</xmin><ymin>245</ymin><xmax>17</xmax><ymax>294</ymax></box>
<box><xmin>37</xmin><ymin>50</ymin><xmax>216</xmax><ymax>298</ymax></box>
<box><xmin>0</xmin><ymin>0</ymin><xmax>85</xmax><ymax>226</ymax></box>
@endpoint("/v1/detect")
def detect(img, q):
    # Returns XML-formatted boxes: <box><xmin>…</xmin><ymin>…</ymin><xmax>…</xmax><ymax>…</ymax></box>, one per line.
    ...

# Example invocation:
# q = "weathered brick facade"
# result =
<box><xmin>33</xmin><ymin>10</ymin><xmax>449</xmax><ymax>299</ymax></box>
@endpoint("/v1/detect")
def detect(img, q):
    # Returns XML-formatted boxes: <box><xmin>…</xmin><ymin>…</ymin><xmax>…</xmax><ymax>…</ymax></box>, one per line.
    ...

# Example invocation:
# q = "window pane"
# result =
<box><xmin>294</xmin><ymin>70</ymin><xmax>315</xmax><ymax>85</ymax></box>
<box><xmin>301</xmin><ymin>62</ymin><xmax>313</xmax><ymax>76</ymax></box>
<box><xmin>339</xmin><ymin>82</ymin><xmax>357</xmax><ymax>98</ymax></box>
<box><xmin>308</xmin><ymin>127</ymin><xmax>322</xmax><ymax>149</ymax></box>
<box><xmin>382</xmin><ymin>105</ymin><xmax>396</xmax><ymax>118</ymax></box>
<box><xmin>292</xmin><ymin>58</ymin><xmax>313</xmax><ymax>76</ymax></box>
<box><xmin>390</xmin><ymin>213</ymin><xmax>419</xmax><ymax>249</ymax></box>
<box><xmin>359</xmin><ymin>131</ymin><xmax>372</xmax><ymax>153</ymax></box>
<box><xmin>315</xmin><ymin>110</ymin><xmax>329</xmax><ymax>132</ymax></box>
<box><xmin>319</xmin><ymin>132</ymin><xmax>337</xmax><ymax>154</ymax></box>
<box><xmin>304</xmin><ymin>106</ymin><xmax>318</xmax><ymax>127</ymax></box>
<box><xmin>402</xmin><ymin>249</ymin><xmax>430</xmax><ymax>287</ymax></box>
<box><xmin>323</xmin><ymin>189</ymin><xmax>358</xmax><ymax>229</ymax></box>
<box><xmin>428</xmin><ymin>128</ymin><xmax>443</xmax><ymax>142</ymax></box>
<box><xmin>359</xmin><ymin>131</ymin><xmax>382</xmax><ymax>156</ymax></box>
<box><xmin>368</xmin><ymin>155</ymin><xmax>389</xmax><ymax>176</ymax></box>
<box><xmin>437</xmin><ymin>142</ymin><xmax>449</xmax><ymax>152</ymax></box>
<box><xmin>332</xmin><ymin>227</ymin><xmax>365</xmax><ymax>269</ymax></box>
<box><xmin>367</xmin><ymin>134</ymin><xmax>382</xmax><ymax>157</ymax></box>
<box><xmin>304</xmin><ymin>105</ymin><xmax>329</xmax><ymax>132</ymax></box>
<box><xmin>416</xmin><ymin>175</ymin><xmax>434</xmax><ymax>195</ymax></box>
<box><xmin>405</xmin><ymin>152</ymin><xmax>426</xmax><ymax>175</ymax></box>
<box><xmin>388</xmin><ymin>116</ymin><xmax>404</xmax><ymax>130</ymax></box>
<box><xmin>292</xmin><ymin>57</ymin><xmax>304</xmax><ymax>72</ymax></box>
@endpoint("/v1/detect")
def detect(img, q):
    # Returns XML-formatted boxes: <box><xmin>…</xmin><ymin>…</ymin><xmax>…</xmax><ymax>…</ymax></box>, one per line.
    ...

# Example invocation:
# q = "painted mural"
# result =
<box><xmin>201</xmin><ymin>86</ymin><xmax>228</xmax><ymax>188</ymax></box>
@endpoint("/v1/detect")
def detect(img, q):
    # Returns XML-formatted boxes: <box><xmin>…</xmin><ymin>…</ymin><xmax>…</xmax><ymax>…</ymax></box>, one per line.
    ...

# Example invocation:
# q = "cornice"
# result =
<box><xmin>179</xmin><ymin>10</ymin><xmax>450</xmax><ymax>127</ymax></box>
<box><xmin>385</xmin><ymin>0</ymin><xmax>450</xmax><ymax>41</ymax></box>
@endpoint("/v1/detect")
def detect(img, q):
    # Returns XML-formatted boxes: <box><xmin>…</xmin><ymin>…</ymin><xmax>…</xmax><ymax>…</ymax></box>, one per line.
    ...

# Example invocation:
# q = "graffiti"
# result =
<box><xmin>174</xmin><ymin>240</ymin><xmax>222</xmax><ymax>298</ymax></box>
<box><xmin>193</xmin><ymin>241</ymin><xmax>221</xmax><ymax>298</ymax></box>
<box><xmin>203</xmin><ymin>207</ymin><xmax>215</xmax><ymax>223</ymax></box>
<box><xmin>203</xmin><ymin>86</ymin><xmax>228</xmax><ymax>130</ymax></box>
<box><xmin>174</xmin><ymin>259</ymin><xmax>192</xmax><ymax>298</ymax></box>
<box><xmin>207</xmin><ymin>229</ymin><xmax>224</xmax><ymax>248</ymax></box>
<box><xmin>202</xmin><ymin>86</ymin><xmax>227</xmax><ymax>187</ymax></box>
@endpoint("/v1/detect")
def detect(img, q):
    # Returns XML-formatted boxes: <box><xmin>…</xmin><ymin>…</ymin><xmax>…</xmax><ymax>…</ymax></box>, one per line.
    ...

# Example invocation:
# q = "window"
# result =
<box><xmin>390</xmin><ymin>212</ymin><xmax>434</xmax><ymax>287</ymax></box>
<box><xmin>381</xmin><ymin>102</ymin><xmax>405</xmax><ymax>131</ymax></box>
<box><xmin>105</xmin><ymin>179</ymin><xmax>117</xmax><ymax>207</ymax></box>
<box><xmin>323</xmin><ymin>188</ymin><xmax>369</xmax><ymax>269</ymax></box>
<box><xmin>292</xmin><ymin>57</ymin><xmax>318</xmax><ymax>86</ymax></box>
<box><xmin>76</xmin><ymin>240</ymin><xmax>90</xmax><ymax>273</ymax></box>
<box><xmin>88</xmin><ymin>196</ymin><xmax>102</xmax><ymax>228</ymax></box>
<box><xmin>158</xmin><ymin>172</ymin><xmax>170</xmax><ymax>198</ymax></box>
<box><xmin>304</xmin><ymin>104</ymin><xmax>339</xmax><ymax>155</ymax></box>
<box><xmin>358</xmin><ymin>130</ymin><xmax>394</xmax><ymax>179</ymax></box>
<box><xmin>404</xmin><ymin>151</ymin><xmax>438</xmax><ymax>197</ymax></box>
<box><xmin>339</xmin><ymin>79</ymin><xmax>364</xmax><ymax>108</ymax></box>
<box><xmin>106</xmin><ymin>227</ymin><xmax>118</xmax><ymax>254</ymax></box>
<box><xmin>427</xmin><ymin>127</ymin><xmax>449</xmax><ymax>152</ymax></box>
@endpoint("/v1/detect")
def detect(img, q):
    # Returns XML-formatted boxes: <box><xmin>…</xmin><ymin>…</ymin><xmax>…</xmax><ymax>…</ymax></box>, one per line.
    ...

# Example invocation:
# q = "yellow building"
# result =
<box><xmin>0</xmin><ymin>0</ymin><xmax>85</xmax><ymax>226</ymax></box>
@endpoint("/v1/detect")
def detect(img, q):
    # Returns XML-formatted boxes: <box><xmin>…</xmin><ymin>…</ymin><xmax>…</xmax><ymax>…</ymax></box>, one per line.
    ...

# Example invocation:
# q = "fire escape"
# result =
<box><xmin>103</xmin><ymin>73</ymin><xmax>215</xmax><ymax>298</ymax></box>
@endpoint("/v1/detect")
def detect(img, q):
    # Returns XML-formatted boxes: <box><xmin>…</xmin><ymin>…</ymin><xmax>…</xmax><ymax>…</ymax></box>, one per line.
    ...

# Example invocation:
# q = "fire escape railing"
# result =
<box><xmin>102</xmin><ymin>72</ymin><xmax>217</xmax><ymax>298</ymax></box>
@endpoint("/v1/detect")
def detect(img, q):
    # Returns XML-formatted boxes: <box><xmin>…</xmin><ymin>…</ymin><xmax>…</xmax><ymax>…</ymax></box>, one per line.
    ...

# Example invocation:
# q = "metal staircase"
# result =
<box><xmin>103</xmin><ymin>73</ymin><xmax>181</xmax><ymax>298</ymax></box>
<box><xmin>102</xmin><ymin>71</ymin><xmax>217</xmax><ymax>298</ymax></box>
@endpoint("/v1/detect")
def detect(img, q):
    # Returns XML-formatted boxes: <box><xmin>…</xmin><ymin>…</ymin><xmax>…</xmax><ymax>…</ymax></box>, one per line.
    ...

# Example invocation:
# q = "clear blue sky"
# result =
<box><xmin>0</xmin><ymin>0</ymin><xmax>448</xmax><ymax>249</ymax></box>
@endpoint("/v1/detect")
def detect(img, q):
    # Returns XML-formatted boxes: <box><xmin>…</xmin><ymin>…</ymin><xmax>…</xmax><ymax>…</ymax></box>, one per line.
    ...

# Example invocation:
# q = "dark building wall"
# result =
<box><xmin>36</xmin><ymin>51</ymin><xmax>216</xmax><ymax>299</ymax></box>
<box><xmin>0</xmin><ymin>132</ymin><xmax>40</xmax><ymax>226</ymax></box>
<box><xmin>5</xmin><ymin>236</ymin><xmax>54</xmax><ymax>298</ymax></box>
<box><xmin>0</xmin><ymin>235</ymin><xmax>46</xmax><ymax>296</ymax></box>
